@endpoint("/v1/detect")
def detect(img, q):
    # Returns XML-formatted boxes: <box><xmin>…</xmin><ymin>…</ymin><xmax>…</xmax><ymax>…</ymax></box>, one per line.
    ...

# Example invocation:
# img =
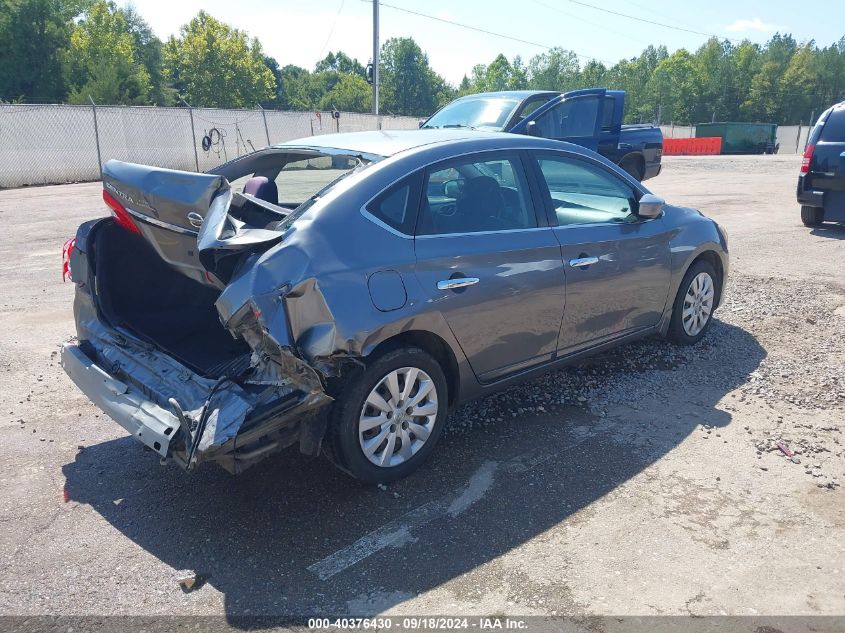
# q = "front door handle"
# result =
<box><xmin>437</xmin><ymin>277</ymin><xmax>479</xmax><ymax>290</ymax></box>
<box><xmin>569</xmin><ymin>256</ymin><xmax>599</xmax><ymax>268</ymax></box>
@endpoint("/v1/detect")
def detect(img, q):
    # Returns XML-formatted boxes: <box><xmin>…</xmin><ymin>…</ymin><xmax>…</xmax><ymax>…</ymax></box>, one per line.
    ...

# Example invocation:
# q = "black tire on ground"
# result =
<box><xmin>668</xmin><ymin>259</ymin><xmax>720</xmax><ymax>345</ymax></box>
<box><xmin>619</xmin><ymin>156</ymin><xmax>644</xmax><ymax>182</ymax></box>
<box><xmin>800</xmin><ymin>205</ymin><xmax>824</xmax><ymax>227</ymax></box>
<box><xmin>324</xmin><ymin>346</ymin><xmax>449</xmax><ymax>484</ymax></box>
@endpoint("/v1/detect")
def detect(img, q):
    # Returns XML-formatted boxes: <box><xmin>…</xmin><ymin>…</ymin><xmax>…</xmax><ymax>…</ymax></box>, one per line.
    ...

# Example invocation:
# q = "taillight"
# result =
<box><xmin>102</xmin><ymin>189</ymin><xmax>140</xmax><ymax>234</ymax></box>
<box><xmin>62</xmin><ymin>237</ymin><xmax>75</xmax><ymax>282</ymax></box>
<box><xmin>801</xmin><ymin>144</ymin><xmax>815</xmax><ymax>173</ymax></box>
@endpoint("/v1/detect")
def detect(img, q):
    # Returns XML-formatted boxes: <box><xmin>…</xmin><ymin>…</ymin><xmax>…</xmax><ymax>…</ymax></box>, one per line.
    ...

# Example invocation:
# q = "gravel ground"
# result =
<box><xmin>0</xmin><ymin>154</ymin><xmax>843</xmax><ymax>621</ymax></box>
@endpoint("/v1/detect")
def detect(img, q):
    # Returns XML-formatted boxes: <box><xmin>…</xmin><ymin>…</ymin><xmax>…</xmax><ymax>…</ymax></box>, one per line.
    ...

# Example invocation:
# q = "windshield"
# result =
<box><xmin>423</xmin><ymin>97</ymin><xmax>520</xmax><ymax>131</ymax></box>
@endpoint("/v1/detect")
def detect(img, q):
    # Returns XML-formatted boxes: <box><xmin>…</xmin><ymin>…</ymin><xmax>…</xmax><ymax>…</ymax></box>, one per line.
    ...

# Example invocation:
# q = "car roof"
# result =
<box><xmin>275</xmin><ymin>128</ymin><xmax>518</xmax><ymax>158</ymax></box>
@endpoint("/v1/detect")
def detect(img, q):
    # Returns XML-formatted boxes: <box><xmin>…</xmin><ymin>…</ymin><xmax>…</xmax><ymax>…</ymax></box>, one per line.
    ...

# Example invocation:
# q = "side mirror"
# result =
<box><xmin>419</xmin><ymin>120</ymin><xmax>426</xmax><ymax>128</ymax></box>
<box><xmin>637</xmin><ymin>194</ymin><xmax>664</xmax><ymax>219</ymax></box>
<box><xmin>525</xmin><ymin>121</ymin><xmax>541</xmax><ymax>137</ymax></box>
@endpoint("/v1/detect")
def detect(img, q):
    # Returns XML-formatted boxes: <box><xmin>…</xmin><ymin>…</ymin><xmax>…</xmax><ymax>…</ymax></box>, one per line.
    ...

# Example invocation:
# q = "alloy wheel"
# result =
<box><xmin>682</xmin><ymin>271</ymin><xmax>715</xmax><ymax>336</ymax></box>
<box><xmin>358</xmin><ymin>367</ymin><xmax>438</xmax><ymax>468</ymax></box>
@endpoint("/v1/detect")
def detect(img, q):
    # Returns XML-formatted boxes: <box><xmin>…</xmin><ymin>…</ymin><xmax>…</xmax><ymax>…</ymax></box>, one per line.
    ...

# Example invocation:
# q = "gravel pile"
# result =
<box><xmin>445</xmin><ymin>271</ymin><xmax>845</xmax><ymax>487</ymax></box>
<box><xmin>724</xmin><ymin>275</ymin><xmax>845</xmax><ymax>411</ymax></box>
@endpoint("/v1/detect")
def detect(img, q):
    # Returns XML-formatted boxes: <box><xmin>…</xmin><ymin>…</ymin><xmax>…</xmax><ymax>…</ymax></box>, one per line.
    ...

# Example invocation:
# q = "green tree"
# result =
<box><xmin>163</xmin><ymin>11</ymin><xmax>275</xmax><ymax>108</ymax></box>
<box><xmin>122</xmin><ymin>4</ymin><xmax>172</xmax><ymax>104</ymax></box>
<box><xmin>732</xmin><ymin>40</ymin><xmax>760</xmax><ymax>120</ymax></box>
<box><xmin>317</xmin><ymin>73</ymin><xmax>371</xmax><ymax>112</ymax></box>
<box><xmin>379</xmin><ymin>37</ymin><xmax>451</xmax><ymax>116</ymax></box>
<box><xmin>648</xmin><ymin>49</ymin><xmax>698</xmax><ymax>124</ymax></box>
<box><xmin>278</xmin><ymin>64</ymin><xmax>313</xmax><ymax>110</ymax></box>
<box><xmin>744</xmin><ymin>60</ymin><xmax>783</xmax><ymax>121</ymax></box>
<box><xmin>64</xmin><ymin>0</ymin><xmax>152</xmax><ymax>105</ymax></box>
<box><xmin>528</xmin><ymin>48</ymin><xmax>580</xmax><ymax>91</ymax></box>
<box><xmin>579</xmin><ymin>60</ymin><xmax>607</xmax><ymax>88</ymax></box>
<box><xmin>691</xmin><ymin>38</ymin><xmax>735</xmax><ymax>123</ymax></box>
<box><xmin>780</xmin><ymin>45</ymin><xmax>820</xmax><ymax>123</ymax></box>
<box><xmin>461</xmin><ymin>54</ymin><xmax>528</xmax><ymax>93</ymax></box>
<box><xmin>0</xmin><ymin>0</ymin><xmax>90</xmax><ymax>102</ymax></box>
<box><xmin>316</xmin><ymin>51</ymin><xmax>366</xmax><ymax>78</ymax></box>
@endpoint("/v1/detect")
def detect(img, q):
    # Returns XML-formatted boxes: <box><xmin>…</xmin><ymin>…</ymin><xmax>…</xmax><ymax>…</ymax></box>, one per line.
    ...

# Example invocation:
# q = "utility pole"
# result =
<box><xmin>372</xmin><ymin>0</ymin><xmax>379</xmax><ymax>116</ymax></box>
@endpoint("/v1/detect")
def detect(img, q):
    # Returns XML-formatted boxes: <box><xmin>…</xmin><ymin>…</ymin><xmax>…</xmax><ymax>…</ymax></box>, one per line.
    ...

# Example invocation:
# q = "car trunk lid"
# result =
<box><xmin>102</xmin><ymin>160</ymin><xmax>285</xmax><ymax>285</ymax></box>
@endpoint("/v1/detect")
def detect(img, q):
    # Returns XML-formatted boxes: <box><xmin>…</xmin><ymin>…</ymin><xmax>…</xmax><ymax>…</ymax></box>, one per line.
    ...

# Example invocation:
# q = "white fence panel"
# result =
<box><xmin>192</xmin><ymin>108</ymin><xmax>271</xmax><ymax>172</ymax></box>
<box><xmin>659</xmin><ymin>125</ymin><xmax>694</xmax><ymax>138</ymax></box>
<box><xmin>776</xmin><ymin>125</ymin><xmax>810</xmax><ymax>154</ymax></box>
<box><xmin>96</xmin><ymin>106</ymin><xmax>196</xmax><ymax>171</ymax></box>
<box><xmin>265</xmin><ymin>110</ymin><xmax>320</xmax><ymax>144</ymax></box>
<box><xmin>0</xmin><ymin>105</ymin><xmax>100</xmax><ymax>187</ymax></box>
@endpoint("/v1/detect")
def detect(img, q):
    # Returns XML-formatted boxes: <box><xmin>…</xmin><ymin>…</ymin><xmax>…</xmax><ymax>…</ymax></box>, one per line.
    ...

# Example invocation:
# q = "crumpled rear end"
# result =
<box><xmin>64</xmin><ymin>218</ymin><xmax>333</xmax><ymax>473</ymax></box>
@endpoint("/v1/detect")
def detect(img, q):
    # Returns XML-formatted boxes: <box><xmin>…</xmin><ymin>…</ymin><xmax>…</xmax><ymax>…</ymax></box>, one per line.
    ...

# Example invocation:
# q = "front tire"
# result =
<box><xmin>668</xmin><ymin>259</ymin><xmax>719</xmax><ymax>345</ymax></box>
<box><xmin>326</xmin><ymin>347</ymin><xmax>448</xmax><ymax>484</ymax></box>
<box><xmin>801</xmin><ymin>206</ymin><xmax>824</xmax><ymax>227</ymax></box>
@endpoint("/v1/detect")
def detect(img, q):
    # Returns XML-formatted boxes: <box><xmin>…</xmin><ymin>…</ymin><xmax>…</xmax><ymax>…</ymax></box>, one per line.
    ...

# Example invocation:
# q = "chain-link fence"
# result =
<box><xmin>0</xmin><ymin>104</ymin><xmax>422</xmax><ymax>188</ymax></box>
<box><xmin>3</xmin><ymin>104</ymin><xmax>812</xmax><ymax>188</ymax></box>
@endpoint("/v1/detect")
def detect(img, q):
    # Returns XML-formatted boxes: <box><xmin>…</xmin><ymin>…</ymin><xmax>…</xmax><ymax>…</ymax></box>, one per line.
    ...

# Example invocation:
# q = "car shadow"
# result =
<box><xmin>810</xmin><ymin>223</ymin><xmax>845</xmax><ymax>240</ymax></box>
<box><xmin>62</xmin><ymin>319</ymin><xmax>765</xmax><ymax>623</ymax></box>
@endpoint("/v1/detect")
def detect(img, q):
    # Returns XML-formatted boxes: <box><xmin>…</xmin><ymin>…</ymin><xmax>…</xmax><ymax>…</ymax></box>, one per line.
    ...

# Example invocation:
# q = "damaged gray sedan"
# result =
<box><xmin>61</xmin><ymin>130</ymin><xmax>728</xmax><ymax>483</ymax></box>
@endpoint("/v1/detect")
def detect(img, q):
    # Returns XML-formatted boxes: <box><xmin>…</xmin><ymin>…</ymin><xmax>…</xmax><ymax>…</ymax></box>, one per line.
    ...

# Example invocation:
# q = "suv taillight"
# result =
<box><xmin>62</xmin><ymin>237</ymin><xmax>75</xmax><ymax>282</ymax></box>
<box><xmin>801</xmin><ymin>144</ymin><xmax>815</xmax><ymax>173</ymax></box>
<box><xmin>103</xmin><ymin>189</ymin><xmax>140</xmax><ymax>234</ymax></box>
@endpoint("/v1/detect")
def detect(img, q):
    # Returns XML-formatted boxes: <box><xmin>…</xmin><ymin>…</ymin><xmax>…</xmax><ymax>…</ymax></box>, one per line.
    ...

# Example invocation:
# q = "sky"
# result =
<box><xmin>123</xmin><ymin>0</ymin><xmax>845</xmax><ymax>85</ymax></box>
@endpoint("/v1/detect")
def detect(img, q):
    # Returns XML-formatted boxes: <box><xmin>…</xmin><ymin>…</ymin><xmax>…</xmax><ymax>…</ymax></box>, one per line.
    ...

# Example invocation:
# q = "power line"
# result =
<box><xmin>560</xmin><ymin>0</ymin><xmax>741</xmax><ymax>43</ymax></box>
<box><xmin>617</xmin><ymin>0</ymin><xmax>704</xmax><ymax>33</ymax></box>
<box><xmin>365</xmin><ymin>0</ymin><xmax>614</xmax><ymax>64</ymax></box>
<box><xmin>317</xmin><ymin>0</ymin><xmax>347</xmax><ymax>60</ymax></box>
<box><xmin>527</xmin><ymin>0</ymin><xmax>653</xmax><ymax>47</ymax></box>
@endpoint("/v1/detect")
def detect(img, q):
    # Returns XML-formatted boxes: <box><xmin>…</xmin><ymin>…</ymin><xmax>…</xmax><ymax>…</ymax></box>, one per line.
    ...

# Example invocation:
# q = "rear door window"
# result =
<box><xmin>366</xmin><ymin>175</ymin><xmax>420</xmax><ymax>235</ymax></box>
<box><xmin>819</xmin><ymin>109</ymin><xmax>845</xmax><ymax>142</ymax></box>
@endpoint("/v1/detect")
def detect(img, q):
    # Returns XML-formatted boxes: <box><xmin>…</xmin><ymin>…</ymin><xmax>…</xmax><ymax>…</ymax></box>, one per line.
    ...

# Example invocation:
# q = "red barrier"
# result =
<box><xmin>663</xmin><ymin>136</ymin><xmax>722</xmax><ymax>155</ymax></box>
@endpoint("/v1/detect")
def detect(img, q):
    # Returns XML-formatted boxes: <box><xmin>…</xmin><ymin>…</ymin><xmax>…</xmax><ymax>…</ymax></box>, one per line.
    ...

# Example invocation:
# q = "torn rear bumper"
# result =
<box><xmin>62</xmin><ymin>343</ymin><xmax>179</xmax><ymax>457</ymax></box>
<box><xmin>62</xmin><ymin>318</ymin><xmax>333</xmax><ymax>473</ymax></box>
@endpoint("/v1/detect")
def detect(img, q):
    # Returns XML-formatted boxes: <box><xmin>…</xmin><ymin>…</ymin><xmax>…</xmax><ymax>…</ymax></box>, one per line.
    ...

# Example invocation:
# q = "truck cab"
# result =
<box><xmin>421</xmin><ymin>89</ymin><xmax>663</xmax><ymax>181</ymax></box>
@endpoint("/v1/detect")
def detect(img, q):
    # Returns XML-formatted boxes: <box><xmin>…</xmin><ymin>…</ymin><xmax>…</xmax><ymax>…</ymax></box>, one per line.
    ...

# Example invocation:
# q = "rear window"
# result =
<box><xmin>819</xmin><ymin>109</ymin><xmax>845</xmax><ymax>142</ymax></box>
<box><xmin>275</xmin><ymin>155</ymin><xmax>362</xmax><ymax>206</ymax></box>
<box><xmin>365</xmin><ymin>175</ymin><xmax>421</xmax><ymax>235</ymax></box>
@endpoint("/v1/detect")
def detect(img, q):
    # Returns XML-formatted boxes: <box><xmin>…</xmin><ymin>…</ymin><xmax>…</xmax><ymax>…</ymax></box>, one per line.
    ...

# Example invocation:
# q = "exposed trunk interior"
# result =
<box><xmin>92</xmin><ymin>221</ymin><xmax>251</xmax><ymax>378</ymax></box>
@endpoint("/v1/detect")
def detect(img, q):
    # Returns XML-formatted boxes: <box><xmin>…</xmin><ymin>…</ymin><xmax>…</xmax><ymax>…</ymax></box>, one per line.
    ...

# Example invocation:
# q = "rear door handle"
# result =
<box><xmin>437</xmin><ymin>277</ymin><xmax>479</xmax><ymax>290</ymax></box>
<box><xmin>569</xmin><ymin>256</ymin><xmax>599</xmax><ymax>268</ymax></box>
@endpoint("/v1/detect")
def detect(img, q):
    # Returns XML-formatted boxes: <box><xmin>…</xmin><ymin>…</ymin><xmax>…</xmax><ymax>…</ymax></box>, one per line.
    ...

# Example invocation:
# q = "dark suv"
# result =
<box><xmin>798</xmin><ymin>101</ymin><xmax>845</xmax><ymax>227</ymax></box>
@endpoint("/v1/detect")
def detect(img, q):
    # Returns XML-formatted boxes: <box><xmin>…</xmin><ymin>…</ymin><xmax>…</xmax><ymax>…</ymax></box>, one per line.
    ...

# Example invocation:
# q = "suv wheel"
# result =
<box><xmin>800</xmin><ymin>206</ymin><xmax>824</xmax><ymax>227</ymax></box>
<box><xmin>326</xmin><ymin>347</ymin><xmax>448</xmax><ymax>483</ymax></box>
<box><xmin>668</xmin><ymin>259</ymin><xmax>719</xmax><ymax>345</ymax></box>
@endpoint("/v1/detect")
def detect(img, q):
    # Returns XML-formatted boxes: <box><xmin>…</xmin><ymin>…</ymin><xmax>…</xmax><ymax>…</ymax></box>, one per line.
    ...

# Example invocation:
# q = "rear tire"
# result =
<box><xmin>325</xmin><ymin>346</ymin><xmax>448</xmax><ymax>484</ymax></box>
<box><xmin>668</xmin><ymin>259</ymin><xmax>719</xmax><ymax>345</ymax></box>
<box><xmin>620</xmin><ymin>156</ymin><xmax>644</xmax><ymax>182</ymax></box>
<box><xmin>801</xmin><ymin>206</ymin><xmax>824</xmax><ymax>227</ymax></box>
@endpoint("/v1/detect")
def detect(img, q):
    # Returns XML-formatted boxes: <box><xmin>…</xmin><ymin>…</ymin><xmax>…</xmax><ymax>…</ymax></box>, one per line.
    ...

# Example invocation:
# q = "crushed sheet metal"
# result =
<box><xmin>80</xmin><ymin>318</ymin><xmax>272</xmax><ymax>455</ymax></box>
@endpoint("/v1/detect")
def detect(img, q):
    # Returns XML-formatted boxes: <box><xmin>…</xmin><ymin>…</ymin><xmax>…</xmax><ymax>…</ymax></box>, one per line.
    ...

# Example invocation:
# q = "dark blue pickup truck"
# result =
<box><xmin>422</xmin><ymin>88</ymin><xmax>663</xmax><ymax>181</ymax></box>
